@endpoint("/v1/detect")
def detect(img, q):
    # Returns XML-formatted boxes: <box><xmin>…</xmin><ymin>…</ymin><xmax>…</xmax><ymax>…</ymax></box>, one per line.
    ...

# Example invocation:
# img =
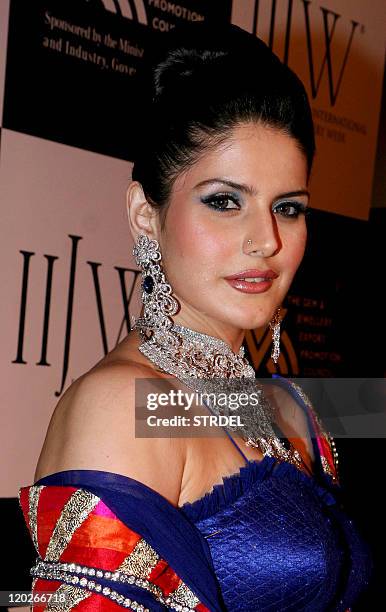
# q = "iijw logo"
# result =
<box><xmin>233</xmin><ymin>0</ymin><xmax>364</xmax><ymax>105</ymax></box>
<box><xmin>12</xmin><ymin>235</ymin><xmax>140</xmax><ymax>397</ymax></box>
<box><xmin>100</xmin><ymin>0</ymin><xmax>148</xmax><ymax>25</ymax></box>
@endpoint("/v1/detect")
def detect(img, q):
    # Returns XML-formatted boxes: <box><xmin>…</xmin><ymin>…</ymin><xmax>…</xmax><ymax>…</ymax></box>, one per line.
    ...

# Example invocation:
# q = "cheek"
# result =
<box><xmin>165</xmin><ymin>206</ymin><xmax>229</xmax><ymax>277</ymax></box>
<box><xmin>281</xmin><ymin>223</ymin><xmax>307</xmax><ymax>271</ymax></box>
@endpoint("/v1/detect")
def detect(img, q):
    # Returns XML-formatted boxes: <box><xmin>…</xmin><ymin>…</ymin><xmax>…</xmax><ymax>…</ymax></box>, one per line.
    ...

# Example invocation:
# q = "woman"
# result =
<box><xmin>19</xmin><ymin>22</ymin><xmax>373</xmax><ymax>611</ymax></box>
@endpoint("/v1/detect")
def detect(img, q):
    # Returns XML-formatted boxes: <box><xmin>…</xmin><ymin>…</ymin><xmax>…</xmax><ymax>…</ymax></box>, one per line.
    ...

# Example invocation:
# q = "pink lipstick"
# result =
<box><xmin>224</xmin><ymin>269</ymin><xmax>278</xmax><ymax>294</ymax></box>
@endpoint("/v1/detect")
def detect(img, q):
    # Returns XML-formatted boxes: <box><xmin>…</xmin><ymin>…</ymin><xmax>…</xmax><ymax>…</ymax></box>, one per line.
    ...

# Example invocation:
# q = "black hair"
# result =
<box><xmin>131</xmin><ymin>21</ymin><xmax>315</xmax><ymax>229</ymax></box>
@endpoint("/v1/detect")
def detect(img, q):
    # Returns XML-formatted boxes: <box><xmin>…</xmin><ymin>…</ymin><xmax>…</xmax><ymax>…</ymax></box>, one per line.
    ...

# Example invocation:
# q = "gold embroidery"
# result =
<box><xmin>29</xmin><ymin>485</ymin><xmax>45</xmax><ymax>556</ymax></box>
<box><xmin>119</xmin><ymin>538</ymin><xmax>160</xmax><ymax>579</ymax></box>
<box><xmin>45</xmin><ymin>489</ymin><xmax>99</xmax><ymax>562</ymax></box>
<box><xmin>172</xmin><ymin>580</ymin><xmax>200</xmax><ymax>608</ymax></box>
<box><xmin>45</xmin><ymin>583</ymin><xmax>92</xmax><ymax>611</ymax></box>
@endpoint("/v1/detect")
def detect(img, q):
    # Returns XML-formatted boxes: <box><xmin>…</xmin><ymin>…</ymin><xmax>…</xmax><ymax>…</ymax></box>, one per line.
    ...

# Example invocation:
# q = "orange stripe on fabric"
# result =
<box><xmin>60</xmin><ymin>546</ymin><xmax>128</xmax><ymax>570</ymax></box>
<box><xmin>65</xmin><ymin>513</ymin><xmax>141</xmax><ymax>554</ymax></box>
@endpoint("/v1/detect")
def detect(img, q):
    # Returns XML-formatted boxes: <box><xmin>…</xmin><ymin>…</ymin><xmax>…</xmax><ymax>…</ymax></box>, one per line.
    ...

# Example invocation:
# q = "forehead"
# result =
<box><xmin>173</xmin><ymin>122</ymin><xmax>307</xmax><ymax>194</ymax></box>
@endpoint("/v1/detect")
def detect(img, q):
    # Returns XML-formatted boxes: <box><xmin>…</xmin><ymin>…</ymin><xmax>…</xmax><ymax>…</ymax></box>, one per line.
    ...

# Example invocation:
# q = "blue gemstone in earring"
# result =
<box><xmin>143</xmin><ymin>275</ymin><xmax>154</xmax><ymax>294</ymax></box>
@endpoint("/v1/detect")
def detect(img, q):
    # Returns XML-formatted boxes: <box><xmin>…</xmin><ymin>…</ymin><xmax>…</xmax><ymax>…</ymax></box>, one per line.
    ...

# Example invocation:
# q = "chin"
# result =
<box><xmin>219</xmin><ymin>307</ymin><xmax>273</xmax><ymax>332</ymax></box>
<box><xmin>240</xmin><ymin>316</ymin><xmax>272</xmax><ymax>331</ymax></box>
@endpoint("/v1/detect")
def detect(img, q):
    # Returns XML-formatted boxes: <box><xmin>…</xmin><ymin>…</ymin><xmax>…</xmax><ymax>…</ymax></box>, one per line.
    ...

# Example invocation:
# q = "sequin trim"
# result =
<box><xmin>118</xmin><ymin>538</ymin><xmax>160</xmax><ymax>579</ymax></box>
<box><xmin>31</xmin><ymin>559</ymin><xmax>199</xmax><ymax>611</ymax></box>
<box><xmin>321</xmin><ymin>455</ymin><xmax>335</xmax><ymax>480</ymax></box>
<box><xmin>31</xmin><ymin>561</ymin><xmax>147</xmax><ymax>611</ymax></box>
<box><xmin>29</xmin><ymin>485</ymin><xmax>44</xmax><ymax>556</ymax></box>
<box><xmin>44</xmin><ymin>489</ymin><xmax>100</xmax><ymax>562</ymax></box>
<box><xmin>172</xmin><ymin>581</ymin><xmax>200</xmax><ymax>609</ymax></box>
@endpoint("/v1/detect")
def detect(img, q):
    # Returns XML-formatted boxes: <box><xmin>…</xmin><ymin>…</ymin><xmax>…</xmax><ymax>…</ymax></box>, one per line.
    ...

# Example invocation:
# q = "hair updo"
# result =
<box><xmin>131</xmin><ymin>21</ymin><xmax>315</xmax><ymax>230</ymax></box>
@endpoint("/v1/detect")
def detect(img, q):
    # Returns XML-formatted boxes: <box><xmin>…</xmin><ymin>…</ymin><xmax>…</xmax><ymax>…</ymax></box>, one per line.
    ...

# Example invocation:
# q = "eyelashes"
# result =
<box><xmin>274</xmin><ymin>201</ymin><xmax>310</xmax><ymax>218</ymax></box>
<box><xmin>201</xmin><ymin>193</ymin><xmax>241</xmax><ymax>211</ymax></box>
<box><xmin>201</xmin><ymin>192</ymin><xmax>310</xmax><ymax>219</ymax></box>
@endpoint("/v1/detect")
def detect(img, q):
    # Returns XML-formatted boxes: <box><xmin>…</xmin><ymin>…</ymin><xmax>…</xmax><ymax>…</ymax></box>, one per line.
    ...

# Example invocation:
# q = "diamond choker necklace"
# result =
<box><xmin>134</xmin><ymin>319</ymin><xmax>305</xmax><ymax>470</ymax></box>
<box><xmin>138</xmin><ymin>322</ymin><xmax>256</xmax><ymax>379</ymax></box>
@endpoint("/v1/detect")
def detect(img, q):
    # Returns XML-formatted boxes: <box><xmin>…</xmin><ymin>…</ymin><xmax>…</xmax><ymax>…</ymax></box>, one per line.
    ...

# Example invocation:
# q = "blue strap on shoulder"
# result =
<box><xmin>200</xmin><ymin>397</ymin><xmax>250</xmax><ymax>465</ymax></box>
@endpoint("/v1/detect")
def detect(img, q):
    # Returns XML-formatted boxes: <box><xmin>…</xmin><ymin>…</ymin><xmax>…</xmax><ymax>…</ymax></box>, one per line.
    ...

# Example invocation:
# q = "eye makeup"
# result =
<box><xmin>200</xmin><ymin>192</ymin><xmax>241</xmax><ymax>211</ymax></box>
<box><xmin>200</xmin><ymin>191</ymin><xmax>309</xmax><ymax>218</ymax></box>
<box><xmin>272</xmin><ymin>201</ymin><xmax>310</xmax><ymax>218</ymax></box>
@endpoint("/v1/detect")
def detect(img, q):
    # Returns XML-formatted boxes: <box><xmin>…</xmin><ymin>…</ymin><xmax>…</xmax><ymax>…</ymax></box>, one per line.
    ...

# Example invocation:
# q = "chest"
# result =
<box><xmin>190</xmin><ymin>477</ymin><xmax>346</xmax><ymax>611</ymax></box>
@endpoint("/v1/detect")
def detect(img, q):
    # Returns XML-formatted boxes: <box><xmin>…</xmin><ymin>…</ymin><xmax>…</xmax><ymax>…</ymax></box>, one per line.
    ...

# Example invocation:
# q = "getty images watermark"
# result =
<box><xmin>134</xmin><ymin>377</ymin><xmax>386</xmax><ymax>439</ymax></box>
<box><xmin>134</xmin><ymin>378</ymin><xmax>263</xmax><ymax>437</ymax></box>
<box><xmin>145</xmin><ymin>388</ymin><xmax>258</xmax><ymax>428</ymax></box>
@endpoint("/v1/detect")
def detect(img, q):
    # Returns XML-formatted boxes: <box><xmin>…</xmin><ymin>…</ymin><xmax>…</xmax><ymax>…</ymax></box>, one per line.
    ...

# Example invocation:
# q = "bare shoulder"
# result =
<box><xmin>34</xmin><ymin>360</ymin><xmax>185</xmax><ymax>506</ymax></box>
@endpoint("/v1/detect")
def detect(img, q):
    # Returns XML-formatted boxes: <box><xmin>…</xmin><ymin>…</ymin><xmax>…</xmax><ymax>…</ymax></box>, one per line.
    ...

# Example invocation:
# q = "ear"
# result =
<box><xmin>126</xmin><ymin>181</ymin><xmax>160</xmax><ymax>242</ymax></box>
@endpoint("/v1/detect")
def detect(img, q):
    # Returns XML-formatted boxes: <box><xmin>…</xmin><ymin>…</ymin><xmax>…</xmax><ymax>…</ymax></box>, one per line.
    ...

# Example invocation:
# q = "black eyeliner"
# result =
<box><xmin>273</xmin><ymin>201</ymin><xmax>309</xmax><ymax>218</ymax></box>
<box><xmin>200</xmin><ymin>192</ymin><xmax>241</xmax><ymax>211</ymax></box>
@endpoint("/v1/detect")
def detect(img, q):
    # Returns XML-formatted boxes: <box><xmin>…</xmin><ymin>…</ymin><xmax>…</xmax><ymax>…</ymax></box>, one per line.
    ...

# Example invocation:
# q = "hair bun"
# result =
<box><xmin>136</xmin><ymin>21</ymin><xmax>275</xmax><ymax>105</ymax></box>
<box><xmin>153</xmin><ymin>47</ymin><xmax>224</xmax><ymax>99</ymax></box>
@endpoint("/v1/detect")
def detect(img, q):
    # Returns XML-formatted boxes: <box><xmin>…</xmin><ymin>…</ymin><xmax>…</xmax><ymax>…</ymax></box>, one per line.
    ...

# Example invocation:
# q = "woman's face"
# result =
<box><xmin>156</xmin><ymin>122</ymin><xmax>309</xmax><ymax>339</ymax></box>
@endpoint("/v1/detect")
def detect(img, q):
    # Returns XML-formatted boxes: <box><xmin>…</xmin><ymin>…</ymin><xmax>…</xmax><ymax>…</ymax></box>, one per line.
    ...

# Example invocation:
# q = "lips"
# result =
<box><xmin>224</xmin><ymin>269</ymin><xmax>279</xmax><ymax>281</ymax></box>
<box><xmin>224</xmin><ymin>268</ymin><xmax>278</xmax><ymax>294</ymax></box>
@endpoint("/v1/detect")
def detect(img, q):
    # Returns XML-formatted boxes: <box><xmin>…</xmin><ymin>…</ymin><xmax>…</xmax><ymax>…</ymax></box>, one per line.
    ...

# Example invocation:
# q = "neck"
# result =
<box><xmin>169</xmin><ymin>313</ymin><xmax>245</xmax><ymax>355</ymax></box>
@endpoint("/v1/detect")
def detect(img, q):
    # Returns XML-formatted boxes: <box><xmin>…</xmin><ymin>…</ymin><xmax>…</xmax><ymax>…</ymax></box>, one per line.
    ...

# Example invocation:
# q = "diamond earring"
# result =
<box><xmin>131</xmin><ymin>234</ymin><xmax>180</xmax><ymax>346</ymax></box>
<box><xmin>269</xmin><ymin>307</ymin><xmax>281</xmax><ymax>363</ymax></box>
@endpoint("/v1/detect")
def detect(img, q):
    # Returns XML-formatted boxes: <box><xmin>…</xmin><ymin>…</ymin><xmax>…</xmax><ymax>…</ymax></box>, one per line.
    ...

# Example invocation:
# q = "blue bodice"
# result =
<box><xmin>180</xmin><ymin>449</ymin><xmax>373</xmax><ymax>611</ymax></box>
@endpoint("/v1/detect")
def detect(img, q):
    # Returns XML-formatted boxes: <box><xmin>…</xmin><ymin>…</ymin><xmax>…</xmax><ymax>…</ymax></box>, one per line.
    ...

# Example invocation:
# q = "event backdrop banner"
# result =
<box><xmin>3</xmin><ymin>0</ymin><xmax>232</xmax><ymax>159</ymax></box>
<box><xmin>231</xmin><ymin>0</ymin><xmax>385</xmax><ymax>221</ymax></box>
<box><xmin>0</xmin><ymin>0</ymin><xmax>385</xmax><ymax>500</ymax></box>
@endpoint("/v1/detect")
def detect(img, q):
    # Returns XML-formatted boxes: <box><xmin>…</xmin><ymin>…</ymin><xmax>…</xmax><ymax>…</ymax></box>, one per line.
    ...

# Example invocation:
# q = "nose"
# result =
<box><xmin>243</xmin><ymin>209</ymin><xmax>280</xmax><ymax>257</ymax></box>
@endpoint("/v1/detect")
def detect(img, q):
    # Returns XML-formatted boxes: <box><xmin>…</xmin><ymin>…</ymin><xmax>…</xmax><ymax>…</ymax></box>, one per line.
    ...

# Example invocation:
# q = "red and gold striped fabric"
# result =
<box><xmin>18</xmin><ymin>484</ymin><xmax>210</xmax><ymax>611</ymax></box>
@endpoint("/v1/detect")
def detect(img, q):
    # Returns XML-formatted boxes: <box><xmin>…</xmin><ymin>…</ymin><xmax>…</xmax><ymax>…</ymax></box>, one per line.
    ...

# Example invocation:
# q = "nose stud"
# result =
<box><xmin>246</xmin><ymin>238</ymin><xmax>265</xmax><ymax>256</ymax></box>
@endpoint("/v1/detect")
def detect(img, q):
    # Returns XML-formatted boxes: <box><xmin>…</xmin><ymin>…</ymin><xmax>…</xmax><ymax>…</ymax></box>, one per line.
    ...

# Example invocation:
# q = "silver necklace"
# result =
<box><xmin>136</xmin><ymin>321</ymin><xmax>305</xmax><ymax>470</ymax></box>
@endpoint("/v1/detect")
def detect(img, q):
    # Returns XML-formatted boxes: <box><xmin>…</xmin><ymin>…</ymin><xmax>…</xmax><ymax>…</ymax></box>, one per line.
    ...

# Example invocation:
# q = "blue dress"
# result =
<box><xmin>179</xmin><ymin>378</ymin><xmax>374</xmax><ymax>611</ymax></box>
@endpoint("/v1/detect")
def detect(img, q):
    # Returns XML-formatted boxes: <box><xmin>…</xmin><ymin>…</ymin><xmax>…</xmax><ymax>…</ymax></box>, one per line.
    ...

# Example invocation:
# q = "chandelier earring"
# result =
<box><xmin>131</xmin><ymin>233</ymin><xmax>180</xmax><ymax>348</ymax></box>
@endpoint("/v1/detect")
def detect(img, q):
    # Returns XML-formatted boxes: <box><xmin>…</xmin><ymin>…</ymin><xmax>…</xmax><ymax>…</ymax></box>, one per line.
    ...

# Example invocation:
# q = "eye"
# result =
<box><xmin>201</xmin><ymin>192</ymin><xmax>241</xmax><ymax>212</ymax></box>
<box><xmin>273</xmin><ymin>201</ymin><xmax>309</xmax><ymax>218</ymax></box>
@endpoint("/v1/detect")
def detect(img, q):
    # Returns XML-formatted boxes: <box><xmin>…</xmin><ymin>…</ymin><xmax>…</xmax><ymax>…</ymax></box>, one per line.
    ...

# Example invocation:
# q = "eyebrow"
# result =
<box><xmin>194</xmin><ymin>178</ymin><xmax>310</xmax><ymax>200</ymax></box>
